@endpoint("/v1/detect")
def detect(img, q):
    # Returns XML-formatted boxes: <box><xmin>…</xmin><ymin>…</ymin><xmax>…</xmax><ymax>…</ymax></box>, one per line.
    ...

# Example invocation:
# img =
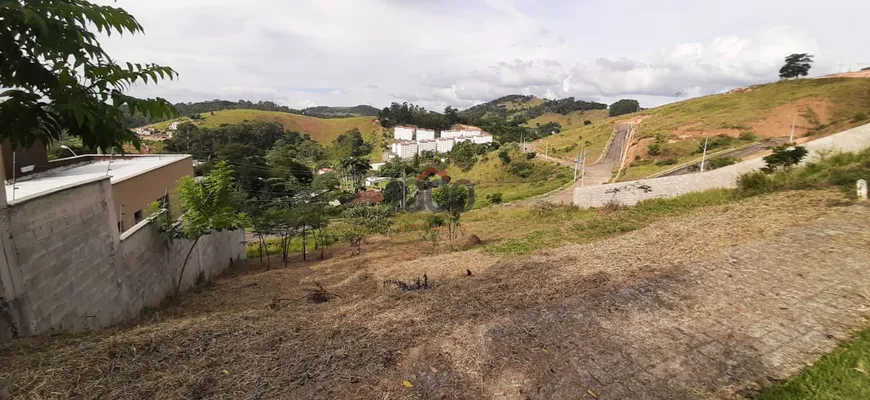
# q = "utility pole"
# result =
<box><xmin>699</xmin><ymin>137</ymin><xmax>709</xmax><ymax>173</ymax></box>
<box><xmin>580</xmin><ymin>148</ymin><xmax>587</xmax><ymax>187</ymax></box>
<box><xmin>401</xmin><ymin>169</ymin><xmax>406</xmax><ymax>211</ymax></box>
<box><xmin>573</xmin><ymin>151</ymin><xmax>580</xmax><ymax>182</ymax></box>
<box><xmin>788</xmin><ymin>113</ymin><xmax>797</xmax><ymax>143</ymax></box>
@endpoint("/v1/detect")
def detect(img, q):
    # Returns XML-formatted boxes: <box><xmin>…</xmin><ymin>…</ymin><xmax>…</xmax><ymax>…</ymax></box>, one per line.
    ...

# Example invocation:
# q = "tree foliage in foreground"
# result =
<box><xmin>0</xmin><ymin>0</ymin><xmax>177</xmax><ymax>150</ymax></box>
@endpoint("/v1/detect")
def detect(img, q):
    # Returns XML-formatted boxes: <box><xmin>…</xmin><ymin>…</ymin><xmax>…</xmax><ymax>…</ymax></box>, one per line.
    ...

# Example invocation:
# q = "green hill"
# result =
<box><xmin>446</xmin><ymin>146</ymin><xmax>572</xmax><ymax>207</ymax></box>
<box><xmin>460</xmin><ymin>95</ymin><xmax>607</xmax><ymax>123</ymax></box>
<box><xmin>538</xmin><ymin>77</ymin><xmax>870</xmax><ymax>180</ymax></box>
<box><xmin>149</xmin><ymin>109</ymin><xmax>380</xmax><ymax>143</ymax></box>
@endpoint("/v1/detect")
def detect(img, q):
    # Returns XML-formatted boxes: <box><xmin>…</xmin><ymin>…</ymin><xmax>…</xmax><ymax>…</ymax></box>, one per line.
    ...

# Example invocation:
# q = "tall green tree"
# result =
<box><xmin>779</xmin><ymin>53</ymin><xmax>814</xmax><ymax>79</ymax></box>
<box><xmin>0</xmin><ymin>0</ymin><xmax>177</xmax><ymax>150</ymax></box>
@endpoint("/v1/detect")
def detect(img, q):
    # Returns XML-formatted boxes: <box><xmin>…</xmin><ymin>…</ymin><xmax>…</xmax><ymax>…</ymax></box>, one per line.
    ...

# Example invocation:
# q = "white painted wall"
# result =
<box><xmin>394</xmin><ymin>126</ymin><xmax>414</xmax><ymax>141</ymax></box>
<box><xmin>416</xmin><ymin>129</ymin><xmax>435</xmax><ymax>141</ymax></box>
<box><xmin>436</xmin><ymin>138</ymin><xmax>455</xmax><ymax>153</ymax></box>
<box><xmin>417</xmin><ymin>140</ymin><xmax>437</xmax><ymax>153</ymax></box>
<box><xmin>470</xmin><ymin>135</ymin><xmax>493</xmax><ymax>144</ymax></box>
<box><xmin>573</xmin><ymin>123</ymin><xmax>870</xmax><ymax>208</ymax></box>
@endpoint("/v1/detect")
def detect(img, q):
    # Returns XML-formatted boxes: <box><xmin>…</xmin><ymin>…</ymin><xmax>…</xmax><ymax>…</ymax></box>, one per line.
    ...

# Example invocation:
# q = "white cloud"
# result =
<box><xmin>97</xmin><ymin>0</ymin><xmax>855</xmax><ymax>111</ymax></box>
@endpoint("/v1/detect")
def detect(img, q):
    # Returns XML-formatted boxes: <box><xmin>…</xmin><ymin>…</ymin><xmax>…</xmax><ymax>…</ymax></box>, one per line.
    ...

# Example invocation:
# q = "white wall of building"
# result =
<box><xmin>395</xmin><ymin>142</ymin><xmax>418</xmax><ymax>159</ymax></box>
<box><xmin>461</xmin><ymin>129</ymin><xmax>481</xmax><ymax>137</ymax></box>
<box><xmin>417</xmin><ymin>140</ymin><xmax>437</xmax><ymax>154</ymax></box>
<box><xmin>394</xmin><ymin>126</ymin><xmax>414</xmax><ymax>141</ymax></box>
<box><xmin>436</xmin><ymin>138</ymin><xmax>454</xmax><ymax>153</ymax></box>
<box><xmin>441</xmin><ymin>130</ymin><xmax>462</xmax><ymax>139</ymax></box>
<box><xmin>416</xmin><ymin>129</ymin><xmax>435</xmax><ymax>141</ymax></box>
<box><xmin>470</xmin><ymin>135</ymin><xmax>493</xmax><ymax>144</ymax></box>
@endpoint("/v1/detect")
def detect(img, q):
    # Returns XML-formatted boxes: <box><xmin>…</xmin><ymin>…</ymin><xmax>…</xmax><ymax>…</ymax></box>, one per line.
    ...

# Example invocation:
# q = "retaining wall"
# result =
<box><xmin>0</xmin><ymin>177</ymin><xmax>245</xmax><ymax>341</ymax></box>
<box><xmin>573</xmin><ymin>123</ymin><xmax>870</xmax><ymax>208</ymax></box>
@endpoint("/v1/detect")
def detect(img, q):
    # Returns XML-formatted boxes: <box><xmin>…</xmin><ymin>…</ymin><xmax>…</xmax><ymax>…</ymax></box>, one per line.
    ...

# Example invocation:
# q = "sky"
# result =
<box><xmin>98</xmin><ymin>0</ymin><xmax>870</xmax><ymax>111</ymax></box>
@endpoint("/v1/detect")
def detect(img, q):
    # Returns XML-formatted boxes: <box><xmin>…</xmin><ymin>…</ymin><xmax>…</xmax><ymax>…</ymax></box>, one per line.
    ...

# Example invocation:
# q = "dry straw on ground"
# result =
<box><xmin>0</xmin><ymin>190</ymin><xmax>855</xmax><ymax>399</ymax></box>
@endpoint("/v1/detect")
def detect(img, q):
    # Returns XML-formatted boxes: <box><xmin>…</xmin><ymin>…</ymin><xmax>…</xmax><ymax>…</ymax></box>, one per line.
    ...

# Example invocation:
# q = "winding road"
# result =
<box><xmin>523</xmin><ymin>123</ymin><xmax>630</xmax><ymax>205</ymax></box>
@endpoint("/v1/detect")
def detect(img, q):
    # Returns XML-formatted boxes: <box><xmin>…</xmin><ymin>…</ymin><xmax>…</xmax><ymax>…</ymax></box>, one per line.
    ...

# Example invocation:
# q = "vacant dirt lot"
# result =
<box><xmin>1</xmin><ymin>191</ymin><xmax>868</xmax><ymax>399</ymax></box>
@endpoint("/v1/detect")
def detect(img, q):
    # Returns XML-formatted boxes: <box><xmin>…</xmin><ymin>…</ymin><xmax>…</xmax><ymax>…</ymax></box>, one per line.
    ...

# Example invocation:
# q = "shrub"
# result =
<box><xmin>853</xmin><ymin>112</ymin><xmax>867</xmax><ymax>122</ymax></box>
<box><xmin>497</xmin><ymin>150</ymin><xmax>511</xmax><ymax>165</ymax></box>
<box><xmin>762</xmin><ymin>145</ymin><xmax>809</xmax><ymax>173</ymax></box>
<box><xmin>583</xmin><ymin>120</ymin><xmax>592</xmax><ymax>125</ymax></box>
<box><xmin>655</xmin><ymin>158</ymin><xmax>678</xmax><ymax>166</ymax></box>
<box><xmin>647</xmin><ymin>143</ymin><xmax>661</xmax><ymax>156</ymax></box>
<box><xmin>525</xmin><ymin>152</ymin><xmax>536</xmax><ymax>160</ymax></box>
<box><xmin>508</xmin><ymin>162</ymin><xmax>534</xmax><ymax>178</ymax></box>
<box><xmin>706</xmin><ymin>156</ymin><xmax>738</xmax><ymax>170</ymax></box>
<box><xmin>739</xmin><ymin>131</ymin><xmax>758</xmax><ymax>141</ymax></box>
<box><xmin>486</xmin><ymin>192</ymin><xmax>503</xmax><ymax>204</ymax></box>
<box><xmin>737</xmin><ymin>171</ymin><xmax>777</xmax><ymax>196</ymax></box>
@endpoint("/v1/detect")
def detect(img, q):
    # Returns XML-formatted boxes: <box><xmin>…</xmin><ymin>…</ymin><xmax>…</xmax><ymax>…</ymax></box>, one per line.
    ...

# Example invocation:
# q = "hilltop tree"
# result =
<box><xmin>0</xmin><ymin>0</ymin><xmax>177</xmax><ymax>151</ymax></box>
<box><xmin>779</xmin><ymin>53</ymin><xmax>814</xmax><ymax>79</ymax></box>
<box><xmin>609</xmin><ymin>99</ymin><xmax>640</xmax><ymax>117</ymax></box>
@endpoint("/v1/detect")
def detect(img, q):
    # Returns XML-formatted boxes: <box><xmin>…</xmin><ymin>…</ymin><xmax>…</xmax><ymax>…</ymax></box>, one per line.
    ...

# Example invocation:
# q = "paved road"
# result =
<box><xmin>660</xmin><ymin>138</ymin><xmax>788</xmax><ymax>177</ymax></box>
<box><xmin>523</xmin><ymin>124</ymin><xmax>630</xmax><ymax>205</ymax></box>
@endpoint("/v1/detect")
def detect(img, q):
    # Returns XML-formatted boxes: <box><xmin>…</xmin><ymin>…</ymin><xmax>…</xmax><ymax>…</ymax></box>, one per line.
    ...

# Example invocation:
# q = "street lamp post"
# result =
<box><xmin>699</xmin><ymin>137</ymin><xmax>709</xmax><ymax>173</ymax></box>
<box><xmin>60</xmin><ymin>145</ymin><xmax>78</xmax><ymax>157</ymax></box>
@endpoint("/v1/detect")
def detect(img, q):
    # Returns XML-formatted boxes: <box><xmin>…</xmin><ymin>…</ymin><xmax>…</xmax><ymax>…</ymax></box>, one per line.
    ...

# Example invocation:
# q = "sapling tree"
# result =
<box><xmin>431</xmin><ymin>183</ymin><xmax>469</xmax><ymax>245</ymax></box>
<box><xmin>338</xmin><ymin>205</ymin><xmax>393</xmax><ymax>256</ymax></box>
<box><xmin>175</xmin><ymin>161</ymin><xmax>244</xmax><ymax>292</ymax></box>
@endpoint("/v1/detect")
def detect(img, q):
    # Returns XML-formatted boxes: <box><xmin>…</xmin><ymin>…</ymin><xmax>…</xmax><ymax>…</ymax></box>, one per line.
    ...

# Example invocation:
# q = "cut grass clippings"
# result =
<box><xmin>752</xmin><ymin>328</ymin><xmax>870</xmax><ymax>400</ymax></box>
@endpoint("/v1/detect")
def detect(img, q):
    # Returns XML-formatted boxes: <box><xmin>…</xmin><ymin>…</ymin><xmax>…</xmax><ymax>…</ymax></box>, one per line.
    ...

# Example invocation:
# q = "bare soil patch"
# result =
<box><xmin>748</xmin><ymin>97</ymin><xmax>833</xmax><ymax>138</ymax></box>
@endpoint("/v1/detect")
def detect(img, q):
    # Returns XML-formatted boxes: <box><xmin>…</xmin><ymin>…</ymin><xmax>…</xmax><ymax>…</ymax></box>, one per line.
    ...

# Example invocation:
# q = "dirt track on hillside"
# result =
<box><xmin>2</xmin><ymin>191</ymin><xmax>868</xmax><ymax>399</ymax></box>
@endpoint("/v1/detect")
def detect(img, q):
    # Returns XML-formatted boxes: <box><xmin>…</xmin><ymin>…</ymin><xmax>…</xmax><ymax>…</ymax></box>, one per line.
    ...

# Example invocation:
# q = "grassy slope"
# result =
<box><xmin>537</xmin><ymin>78</ymin><xmax>870</xmax><ymax>176</ymax></box>
<box><xmin>754</xmin><ymin>327</ymin><xmax>870</xmax><ymax>400</ymax></box>
<box><xmin>148</xmin><ymin>110</ymin><xmax>379</xmax><ymax>143</ymax></box>
<box><xmin>524</xmin><ymin>109</ymin><xmax>609</xmax><ymax>131</ymax></box>
<box><xmin>445</xmin><ymin>149</ymin><xmax>572</xmax><ymax>207</ymax></box>
<box><xmin>639</xmin><ymin>78</ymin><xmax>870</xmax><ymax>137</ymax></box>
<box><xmin>534</xmin><ymin>119</ymin><xmax>617</xmax><ymax>162</ymax></box>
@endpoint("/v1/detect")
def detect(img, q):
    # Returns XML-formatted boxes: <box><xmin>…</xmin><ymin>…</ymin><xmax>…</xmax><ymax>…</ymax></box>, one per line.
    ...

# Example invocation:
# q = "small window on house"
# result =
<box><xmin>133</xmin><ymin>210</ymin><xmax>143</xmax><ymax>223</ymax></box>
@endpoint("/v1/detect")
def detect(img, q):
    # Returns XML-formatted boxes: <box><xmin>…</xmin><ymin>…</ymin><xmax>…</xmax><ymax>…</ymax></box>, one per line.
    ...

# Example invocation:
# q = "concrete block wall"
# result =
<box><xmin>0</xmin><ymin>177</ymin><xmax>245</xmax><ymax>340</ymax></box>
<box><xmin>574</xmin><ymin>123</ymin><xmax>870</xmax><ymax>208</ymax></box>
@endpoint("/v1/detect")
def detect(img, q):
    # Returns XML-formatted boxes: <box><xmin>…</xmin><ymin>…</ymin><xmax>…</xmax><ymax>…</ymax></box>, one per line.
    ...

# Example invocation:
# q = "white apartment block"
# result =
<box><xmin>435</xmin><ymin>138</ymin><xmax>454</xmax><ymax>153</ymax></box>
<box><xmin>416</xmin><ymin>129</ymin><xmax>435</xmax><ymax>141</ymax></box>
<box><xmin>394</xmin><ymin>126</ymin><xmax>414</xmax><ymax>141</ymax></box>
<box><xmin>417</xmin><ymin>140</ymin><xmax>437</xmax><ymax>154</ymax></box>
<box><xmin>391</xmin><ymin>141</ymin><xmax>418</xmax><ymax>159</ymax></box>
<box><xmin>440</xmin><ymin>130</ymin><xmax>462</xmax><ymax>139</ymax></box>
<box><xmin>469</xmin><ymin>134</ymin><xmax>493</xmax><ymax>144</ymax></box>
<box><xmin>453</xmin><ymin>137</ymin><xmax>468</xmax><ymax>143</ymax></box>
<box><xmin>461</xmin><ymin>129</ymin><xmax>481</xmax><ymax>137</ymax></box>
